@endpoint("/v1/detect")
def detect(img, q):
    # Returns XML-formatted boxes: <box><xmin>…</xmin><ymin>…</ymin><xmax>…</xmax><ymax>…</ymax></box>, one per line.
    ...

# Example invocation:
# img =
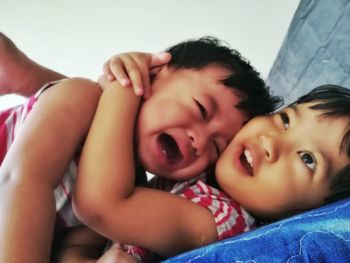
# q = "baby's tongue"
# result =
<box><xmin>158</xmin><ymin>133</ymin><xmax>182</xmax><ymax>165</ymax></box>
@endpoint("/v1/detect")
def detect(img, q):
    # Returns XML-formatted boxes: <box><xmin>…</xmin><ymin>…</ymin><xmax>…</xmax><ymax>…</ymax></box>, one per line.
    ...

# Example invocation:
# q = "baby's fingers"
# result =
<box><xmin>102</xmin><ymin>51</ymin><xmax>171</xmax><ymax>98</ymax></box>
<box><xmin>130</xmin><ymin>52</ymin><xmax>171</xmax><ymax>98</ymax></box>
<box><xmin>149</xmin><ymin>52</ymin><xmax>171</xmax><ymax>68</ymax></box>
<box><xmin>108</xmin><ymin>56</ymin><xmax>133</xmax><ymax>87</ymax></box>
<box><xmin>103</xmin><ymin>58</ymin><xmax>130</xmax><ymax>87</ymax></box>
<box><xmin>124</xmin><ymin>56</ymin><xmax>148</xmax><ymax>96</ymax></box>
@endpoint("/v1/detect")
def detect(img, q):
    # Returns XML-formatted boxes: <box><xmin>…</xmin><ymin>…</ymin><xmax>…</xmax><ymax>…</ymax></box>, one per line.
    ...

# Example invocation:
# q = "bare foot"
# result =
<box><xmin>0</xmin><ymin>32</ymin><xmax>66</xmax><ymax>97</ymax></box>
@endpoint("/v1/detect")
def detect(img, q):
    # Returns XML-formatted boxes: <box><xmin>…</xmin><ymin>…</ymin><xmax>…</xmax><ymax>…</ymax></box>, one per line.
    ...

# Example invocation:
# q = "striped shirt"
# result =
<box><xmin>170</xmin><ymin>174</ymin><xmax>255</xmax><ymax>240</ymax></box>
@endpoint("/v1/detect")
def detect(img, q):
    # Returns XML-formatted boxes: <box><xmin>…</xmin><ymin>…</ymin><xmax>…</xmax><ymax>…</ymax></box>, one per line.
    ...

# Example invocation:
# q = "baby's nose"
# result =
<box><xmin>260</xmin><ymin>134</ymin><xmax>278</xmax><ymax>162</ymax></box>
<box><xmin>187</xmin><ymin>130</ymin><xmax>208</xmax><ymax>156</ymax></box>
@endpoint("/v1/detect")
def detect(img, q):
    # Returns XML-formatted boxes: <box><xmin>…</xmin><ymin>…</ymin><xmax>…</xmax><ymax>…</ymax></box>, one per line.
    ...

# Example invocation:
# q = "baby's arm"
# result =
<box><xmin>0</xmin><ymin>78</ymin><xmax>101</xmax><ymax>262</ymax></box>
<box><xmin>0</xmin><ymin>32</ymin><xmax>66</xmax><ymax>96</ymax></box>
<box><xmin>74</xmin><ymin>79</ymin><xmax>217</xmax><ymax>257</ymax></box>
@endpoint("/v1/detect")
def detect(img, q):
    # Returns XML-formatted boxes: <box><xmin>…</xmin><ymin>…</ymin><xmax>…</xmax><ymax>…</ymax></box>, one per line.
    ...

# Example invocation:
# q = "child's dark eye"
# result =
<box><xmin>298</xmin><ymin>151</ymin><xmax>316</xmax><ymax>172</ymax></box>
<box><xmin>280</xmin><ymin>112</ymin><xmax>290</xmax><ymax>130</ymax></box>
<box><xmin>194</xmin><ymin>99</ymin><xmax>208</xmax><ymax>120</ymax></box>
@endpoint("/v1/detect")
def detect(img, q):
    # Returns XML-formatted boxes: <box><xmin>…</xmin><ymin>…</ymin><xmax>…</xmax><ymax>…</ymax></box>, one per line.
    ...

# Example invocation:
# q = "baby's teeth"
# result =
<box><xmin>244</xmin><ymin>149</ymin><xmax>253</xmax><ymax>167</ymax></box>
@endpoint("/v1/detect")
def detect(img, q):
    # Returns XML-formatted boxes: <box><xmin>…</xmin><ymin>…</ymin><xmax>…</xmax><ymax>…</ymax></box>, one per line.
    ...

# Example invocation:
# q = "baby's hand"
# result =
<box><xmin>96</xmin><ymin>243</ymin><xmax>138</xmax><ymax>263</ymax></box>
<box><xmin>103</xmin><ymin>52</ymin><xmax>171</xmax><ymax>98</ymax></box>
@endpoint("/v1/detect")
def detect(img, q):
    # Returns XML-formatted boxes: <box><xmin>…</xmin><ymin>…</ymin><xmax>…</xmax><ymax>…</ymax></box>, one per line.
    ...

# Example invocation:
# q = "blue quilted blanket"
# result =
<box><xmin>165</xmin><ymin>199</ymin><xmax>350</xmax><ymax>262</ymax></box>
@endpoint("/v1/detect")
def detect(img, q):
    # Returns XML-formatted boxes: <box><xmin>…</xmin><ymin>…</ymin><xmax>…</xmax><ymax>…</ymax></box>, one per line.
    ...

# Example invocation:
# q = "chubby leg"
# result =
<box><xmin>0</xmin><ymin>32</ymin><xmax>66</xmax><ymax>97</ymax></box>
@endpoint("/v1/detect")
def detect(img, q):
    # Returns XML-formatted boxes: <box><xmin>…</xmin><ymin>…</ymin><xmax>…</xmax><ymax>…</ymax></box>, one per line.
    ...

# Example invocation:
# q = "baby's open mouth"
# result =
<box><xmin>239</xmin><ymin>149</ymin><xmax>253</xmax><ymax>176</ymax></box>
<box><xmin>158</xmin><ymin>133</ymin><xmax>183</xmax><ymax>165</ymax></box>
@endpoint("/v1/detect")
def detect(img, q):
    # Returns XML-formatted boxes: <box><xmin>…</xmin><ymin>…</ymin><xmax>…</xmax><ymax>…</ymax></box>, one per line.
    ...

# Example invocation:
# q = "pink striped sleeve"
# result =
<box><xmin>179</xmin><ymin>180</ymin><xmax>255</xmax><ymax>241</ymax></box>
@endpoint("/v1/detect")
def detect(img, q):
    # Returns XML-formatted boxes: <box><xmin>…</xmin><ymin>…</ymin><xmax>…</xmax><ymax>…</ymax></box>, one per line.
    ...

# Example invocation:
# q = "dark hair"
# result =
<box><xmin>293</xmin><ymin>84</ymin><xmax>350</xmax><ymax>203</ymax></box>
<box><xmin>165</xmin><ymin>36</ymin><xmax>282</xmax><ymax>118</ymax></box>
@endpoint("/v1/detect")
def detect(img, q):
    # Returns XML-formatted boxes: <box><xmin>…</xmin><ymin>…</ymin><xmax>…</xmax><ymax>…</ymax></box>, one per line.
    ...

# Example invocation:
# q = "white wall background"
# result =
<box><xmin>0</xmin><ymin>0</ymin><xmax>300</xmax><ymax>109</ymax></box>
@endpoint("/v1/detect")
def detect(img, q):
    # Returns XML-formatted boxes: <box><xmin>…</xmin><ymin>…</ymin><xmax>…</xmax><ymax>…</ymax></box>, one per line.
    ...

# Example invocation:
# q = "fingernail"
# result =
<box><xmin>122</xmin><ymin>79</ymin><xmax>129</xmax><ymax>86</ymax></box>
<box><xmin>136</xmin><ymin>88</ymin><xmax>143</xmax><ymax>96</ymax></box>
